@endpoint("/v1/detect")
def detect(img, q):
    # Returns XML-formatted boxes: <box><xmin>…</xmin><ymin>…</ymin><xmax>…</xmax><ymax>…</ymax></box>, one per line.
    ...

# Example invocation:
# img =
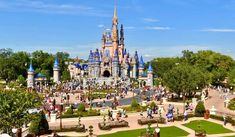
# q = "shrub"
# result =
<box><xmin>54</xmin><ymin>125</ymin><xmax>85</xmax><ymax>132</ymax></box>
<box><xmin>138</xmin><ymin>117</ymin><xmax>166</xmax><ymax>125</ymax></box>
<box><xmin>228</xmin><ymin>98</ymin><xmax>235</xmax><ymax>110</ymax></box>
<box><xmin>98</xmin><ymin>123</ymin><xmax>111</xmax><ymax>130</ymax></box>
<box><xmin>174</xmin><ymin>113</ymin><xmax>195</xmax><ymax>121</ymax></box>
<box><xmin>150</xmin><ymin>101</ymin><xmax>157</xmax><ymax>109</ymax></box>
<box><xmin>131</xmin><ymin>99</ymin><xmax>138</xmax><ymax>108</ymax></box>
<box><xmin>61</xmin><ymin>109</ymin><xmax>100</xmax><ymax>118</ymax></box>
<box><xmin>77</xmin><ymin>103</ymin><xmax>86</xmax><ymax>112</ymax></box>
<box><xmin>64</xmin><ymin>107</ymin><xmax>73</xmax><ymax>115</ymax></box>
<box><xmin>210</xmin><ymin>115</ymin><xmax>235</xmax><ymax>126</ymax></box>
<box><xmin>98</xmin><ymin>120</ymin><xmax>129</xmax><ymax>130</ymax></box>
<box><xmin>195</xmin><ymin>101</ymin><xmax>205</xmax><ymax>117</ymax></box>
<box><xmin>29</xmin><ymin>111</ymin><xmax>49</xmax><ymax>135</ymax></box>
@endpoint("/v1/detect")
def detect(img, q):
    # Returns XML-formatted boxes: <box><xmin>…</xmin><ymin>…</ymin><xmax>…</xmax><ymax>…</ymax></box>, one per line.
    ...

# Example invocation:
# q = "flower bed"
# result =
<box><xmin>98</xmin><ymin>120</ymin><xmax>129</xmax><ymax>130</ymax></box>
<box><xmin>137</xmin><ymin>117</ymin><xmax>166</xmax><ymax>125</ymax></box>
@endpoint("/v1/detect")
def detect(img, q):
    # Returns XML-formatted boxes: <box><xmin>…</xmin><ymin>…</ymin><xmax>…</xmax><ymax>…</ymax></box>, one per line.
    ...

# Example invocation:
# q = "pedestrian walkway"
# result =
<box><xmin>43</xmin><ymin>89</ymin><xmax>235</xmax><ymax>137</ymax></box>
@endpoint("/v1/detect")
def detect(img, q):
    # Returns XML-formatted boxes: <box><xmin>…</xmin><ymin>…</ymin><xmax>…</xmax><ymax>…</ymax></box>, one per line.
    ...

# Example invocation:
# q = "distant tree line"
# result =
<box><xmin>0</xmin><ymin>48</ymin><xmax>72</xmax><ymax>85</ymax></box>
<box><xmin>145</xmin><ymin>50</ymin><xmax>235</xmax><ymax>97</ymax></box>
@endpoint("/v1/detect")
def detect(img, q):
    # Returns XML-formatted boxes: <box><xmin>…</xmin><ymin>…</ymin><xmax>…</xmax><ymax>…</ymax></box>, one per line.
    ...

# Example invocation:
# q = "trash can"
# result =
<box><xmin>204</xmin><ymin>110</ymin><xmax>210</xmax><ymax>119</ymax></box>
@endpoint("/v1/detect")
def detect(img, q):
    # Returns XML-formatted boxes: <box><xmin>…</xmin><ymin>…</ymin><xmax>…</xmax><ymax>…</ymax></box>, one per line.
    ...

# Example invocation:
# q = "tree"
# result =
<box><xmin>61</xmin><ymin>69</ymin><xmax>71</xmax><ymax>81</ymax></box>
<box><xmin>17</xmin><ymin>75</ymin><xmax>26</xmax><ymax>86</ymax></box>
<box><xmin>0</xmin><ymin>48</ymin><xmax>13</xmax><ymax>58</ymax></box>
<box><xmin>147</xmin><ymin>57</ymin><xmax>180</xmax><ymax>78</ymax></box>
<box><xmin>29</xmin><ymin>111</ymin><xmax>49</xmax><ymax>136</ymax></box>
<box><xmin>0</xmin><ymin>90</ymin><xmax>42</xmax><ymax>133</ymax></box>
<box><xmin>195</xmin><ymin>101</ymin><xmax>206</xmax><ymax>117</ymax></box>
<box><xmin>228</xmin><ymin>68</ymin><xmax>235</xmax><ymax>87</ymax></box>
<box><xmin>162</xmin><ymin>63</ymin><xmax>209</xmax><ymax>97</ymax></box>
<box><xmin>182</xmin><ymin>50</ymin><xmax>235</xmax><ymax>85</ymax></box>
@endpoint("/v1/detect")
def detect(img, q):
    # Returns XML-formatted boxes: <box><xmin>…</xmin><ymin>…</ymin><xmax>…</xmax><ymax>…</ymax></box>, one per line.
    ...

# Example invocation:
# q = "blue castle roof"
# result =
<box><xmin>139</xmin><ymin>56</ymin><xmax>144</xmax><ymax>69</ymax></box>
<box><xmin>53</xmin><ymin>57</ymin><xmax>60</xmax><ymax>68</ymax></box>
<box><xmin>139</xmin><ymin>56</ymin><xmax>144</xmax><ymax>64</ymax></box>
<box><xmin>28</xmin><ymin>63</ymin><xmax>34</xmax><ymax>72</ymax></box>
<box><xmin>148</xmin><ymin>63</ymin><xmax>153</xmax><ymax>71</ymax></box>
<box><xmin>35</xmin><ymin>73</ymin><xmax>46</xmax><ymax>77</ymax></box>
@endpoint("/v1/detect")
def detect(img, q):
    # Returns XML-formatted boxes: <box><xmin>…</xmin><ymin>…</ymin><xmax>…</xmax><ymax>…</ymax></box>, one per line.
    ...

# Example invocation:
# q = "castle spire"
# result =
<box><xmin>113</xmin><ymin>0</ymin><xmax>117</xmax><ymax>20</ymax></box>
<box><xmin>112</xmin><ymin>0</ymin><xmax>119</xmax><ymax>51</ymax></box>
<box><xmin>120</xmin><ymin>24</ymin><xmax>124</xmax><ymax>45</ymax></box>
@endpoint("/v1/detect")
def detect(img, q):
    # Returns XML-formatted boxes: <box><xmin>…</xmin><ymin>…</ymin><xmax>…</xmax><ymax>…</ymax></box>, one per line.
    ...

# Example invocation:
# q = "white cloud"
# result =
<box><xmin>125</xmin><ymin>26</ymin><xmax>136</xmax><ymax>30</ymax></box>
<box><xmin>145</xmin><ymin>26</ymin><xmax>170</xmax><ymax>30</ymax></box>
<box><xmin>201</xmin><ymin>28</ymin><xmax>235</xmax><ymax>32</ymax></box>
<box><xmin>143</xmin><ymin>18</ymin><xmax>159</xmax><ymax>22</ymax></box>
<box><xmin>98</xmin><ymin>24</ymin><xmax>105</xmax><ymax>28</ymax></box>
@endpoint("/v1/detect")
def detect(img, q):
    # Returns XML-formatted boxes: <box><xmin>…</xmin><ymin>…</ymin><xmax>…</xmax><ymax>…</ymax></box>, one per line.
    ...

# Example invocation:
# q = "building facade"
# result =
<box><xmin>68</xmin><ymin>4</ymin><xmax>154</xmax><ymax>87</ymax></box>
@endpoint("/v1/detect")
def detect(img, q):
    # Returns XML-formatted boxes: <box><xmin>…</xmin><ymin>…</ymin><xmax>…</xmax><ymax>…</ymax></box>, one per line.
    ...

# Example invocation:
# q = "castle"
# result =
<box><xmin>27</xmin><ymin>58</ymin><xmax>60</xmax><ymax>89</ymax></box>
<box><xmin>68</xmin><ymin>4</ymin><xmax>154</xmax><ymax>87</ymax></box>
<box><xmin>27</xmin><ymin>4</ymin><xmax>154</xmax><ymax>88</ymax></box>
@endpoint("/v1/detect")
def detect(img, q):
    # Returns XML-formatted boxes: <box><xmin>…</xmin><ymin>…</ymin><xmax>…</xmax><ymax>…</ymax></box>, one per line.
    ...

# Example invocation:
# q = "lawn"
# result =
<box><xmin>183</xmin><ymin>120</ymin><xmax>234</xmax><ymax>134</ymax></box>
<box><xmin>98</xmin><ymin>126</ymin><xmax>189</xmax><ymax>137</ymax></box>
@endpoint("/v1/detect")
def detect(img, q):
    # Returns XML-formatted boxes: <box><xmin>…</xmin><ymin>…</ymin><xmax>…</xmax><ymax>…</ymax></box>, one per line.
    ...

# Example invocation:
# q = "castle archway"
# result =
<box><xmin>103</xmin><ymin>70</ymin><xmax>111</xmax><ymax>77</ymax></box>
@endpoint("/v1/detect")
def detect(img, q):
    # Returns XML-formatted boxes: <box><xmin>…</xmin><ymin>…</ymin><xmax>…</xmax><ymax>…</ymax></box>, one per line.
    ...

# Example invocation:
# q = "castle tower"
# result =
<box><xmin>112</xmin><ymin>49</ymin><xmax>120</xmax><ymax>77</ymax></box>
<box><xmin>94</xmin><ymin>49</ymin><xmax>101</xmax><ymax>77</ymax></box>
<box><xmin>119</xmin><ymin>24</ymin><xmax>124</xmax><ymax>61</ymax></box>
<box><xmin>112</xmin><ymin>2</ymin><xmax>119</xmax><ymax>54</ymax></box>
<box><xmin>53</xmin><ymin>57</ymin><xmax>60</xmax><ymax>83</ymax></box>
<box><xmin>27</xmin><ymin>62</ymin><xmax>35</xmax><ymax>88</ymax></box>
<box><xmin>124</xmin><ymin>57</ymin><xmax>130</xmax><ymax>78</ymax></box>
<box><xmin>147</xmin><ymin>63</ymin><xmax>153</xmax><ymax>87</ymax></box>
<box><xmin>132</xmin><ymin>51</ymin><xmax>138</xmax><ymax>78</ymax></box>
<box><xmin>88</xmin><ymin>50</ymin><xmax>96</xmax><ymax>77</ymax></box>
<box><xmin>138</xmin><ymin>56</ymin><xmax>144</xmax><ymax>77</ymax></box>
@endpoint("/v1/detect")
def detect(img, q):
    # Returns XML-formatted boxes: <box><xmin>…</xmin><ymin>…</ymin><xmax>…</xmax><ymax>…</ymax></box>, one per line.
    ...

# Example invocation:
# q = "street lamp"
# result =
<box><xmin>155</xmin><ymin>127</ymin><xmax>160</xmax><ymax>137</ymax></box>
<box><xmin>12</xmin><ymin>128</ymin><xmax>17</xmax><ymax>137</ymax></box>
<box><xmin>59</xmin><ymin>103</ymin><xmax>63</xmax><ymax>130</ymax></box>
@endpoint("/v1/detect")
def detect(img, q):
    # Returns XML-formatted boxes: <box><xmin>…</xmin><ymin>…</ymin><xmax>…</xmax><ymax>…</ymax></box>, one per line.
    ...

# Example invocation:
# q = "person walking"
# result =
<box><xmin>223</xmin><ymin>114</ymin><xmax>227</xmax><ymax>126</ymax></box>
<box><xmin>184</xmin><ymin>111</ymin><xmax>188</xmax><ymax>121</ymax></box>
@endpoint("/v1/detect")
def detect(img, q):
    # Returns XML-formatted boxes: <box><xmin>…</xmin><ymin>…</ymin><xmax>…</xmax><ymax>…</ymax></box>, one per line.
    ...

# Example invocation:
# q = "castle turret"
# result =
<box><xmin>94</xmin><ymin>49</ymin><xmax>101</xmax><ymax>77</ymax></box>
<box><xmin>124</xmin><ymin>57</ymin><xmax>130</xmax><ymax>77</ymax></box>
<box><xmin>88</xmin><ymin>50</ymin><xmax>94</xmax><ymax>77</ymax></box>
<box><xmin>119</xmin><ymin>24</ymin><xmax>125</xmax><ymax>60</ymax></box>
<box><xmin>138</xmin><ymin>56</ymin><xmax>144</xmax><ymax>77</ymax></box>
<box><xmin>147</xmin><ymin>63</ymin><xmax>153</xmax><ymax>87</ymax></box>
<box><xmin>53</xmin><ymin>57</ymin><xmax>60</xmax><ymax>83</ymax></box>
<box><xmin>27</xmin><ymin>62</ymin><xmax>35</xmax><ymax>88</ymax></box>
<box><xmin>112</xmin><ymin>49</ymin><xmax>120</xmax><ymax>77</ymax></box>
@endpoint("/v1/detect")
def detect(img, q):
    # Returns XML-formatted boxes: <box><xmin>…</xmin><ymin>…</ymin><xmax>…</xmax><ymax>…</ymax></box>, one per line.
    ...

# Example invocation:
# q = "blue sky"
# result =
<box><xmin>0</xmin><ymin>0</ymin><xmax>235</xmax><ymax>60</ymax></box>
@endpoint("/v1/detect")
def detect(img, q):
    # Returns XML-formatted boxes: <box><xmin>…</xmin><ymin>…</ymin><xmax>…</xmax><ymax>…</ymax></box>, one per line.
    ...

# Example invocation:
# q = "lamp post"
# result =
<box><xmin>155</xmin><ymin>126</ymin><xmax>160</xmax><ymax>137</ymax></box>
<box><xmin>59</xmin><ymin>103</ymin><xmax>63</xmax><ymax>130</ymax></box>
<box><xmin>12</xmin><ymin>128</ymin><xmax>17</xmax><ymax>137</ymax></box>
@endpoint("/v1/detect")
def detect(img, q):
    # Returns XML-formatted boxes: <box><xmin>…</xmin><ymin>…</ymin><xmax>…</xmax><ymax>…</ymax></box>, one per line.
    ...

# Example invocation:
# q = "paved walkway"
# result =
<box><xmin>44</xmin><ymin>117</ymin><xmax>235</xmax><ymax>137</ymax></box>
<box><xmin>43</xmin><ymin>89</ymin><xmax>235</xmax><ymax>137</ymax></box>
<box><xmin>204</xmin><ymin>89</ymin><xmax>235</xmax><ymax>115</ymax></box>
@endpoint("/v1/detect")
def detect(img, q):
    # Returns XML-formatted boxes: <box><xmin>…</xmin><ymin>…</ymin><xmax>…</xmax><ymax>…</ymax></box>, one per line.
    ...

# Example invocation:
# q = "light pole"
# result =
<box><xmin>12</xmin><ymin>128</ymin><xmax>17</xmax><ymax>137</ymax></box>
<box><xmin>59</xmin><ymin>103</ymin><xmax>63</xmax><ymax>130</ymax></box>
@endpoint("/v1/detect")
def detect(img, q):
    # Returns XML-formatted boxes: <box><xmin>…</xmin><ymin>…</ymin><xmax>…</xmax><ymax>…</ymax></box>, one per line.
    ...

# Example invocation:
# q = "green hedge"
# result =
<box><xmin>61</xmin><ymin>109</ymin><xmax>100</xmax><ymax>118</ymax></box>
<box><xmin>210</xmin><ymin>115</ymin><xmax>235</xmax><ymax>126</ymax></box>
<box><xmin>228</xmin><ymin>98</ymin><xmax>235</xmax><ymax>110</ymax></box>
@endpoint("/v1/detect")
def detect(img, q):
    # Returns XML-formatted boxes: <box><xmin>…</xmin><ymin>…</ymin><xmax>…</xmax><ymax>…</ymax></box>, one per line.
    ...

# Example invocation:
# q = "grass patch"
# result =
<box><xmin>98</xmin><ymin>126</ymin><xmax>189</xmax><ymax>137</ymax></box>
<box><xmin>183</xmin><ymin>120</ymin><xmax>234</xmax><ymax>134</ymax></box>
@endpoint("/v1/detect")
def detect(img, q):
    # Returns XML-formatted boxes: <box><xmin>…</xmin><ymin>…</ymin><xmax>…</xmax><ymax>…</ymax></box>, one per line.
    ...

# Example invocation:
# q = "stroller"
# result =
<box><xmin>166</xmin><ymin>112</ymin><xmax>174</xmax><ymax>122</ymax></box>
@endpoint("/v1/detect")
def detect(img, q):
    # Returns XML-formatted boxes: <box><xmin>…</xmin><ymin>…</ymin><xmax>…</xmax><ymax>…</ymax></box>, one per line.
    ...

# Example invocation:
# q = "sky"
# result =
<box><xmin>0</xmin><ymin>0</ymin><xmax>235</xmax><ymax>61</ymax></box>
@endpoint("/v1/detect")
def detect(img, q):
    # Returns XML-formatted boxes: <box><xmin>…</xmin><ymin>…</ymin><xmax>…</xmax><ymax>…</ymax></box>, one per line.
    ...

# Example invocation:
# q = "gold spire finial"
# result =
<box><xmin>113</xmin><ymin>0</ymin><xmax>117</xmax><ymax>19</ymax></box>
